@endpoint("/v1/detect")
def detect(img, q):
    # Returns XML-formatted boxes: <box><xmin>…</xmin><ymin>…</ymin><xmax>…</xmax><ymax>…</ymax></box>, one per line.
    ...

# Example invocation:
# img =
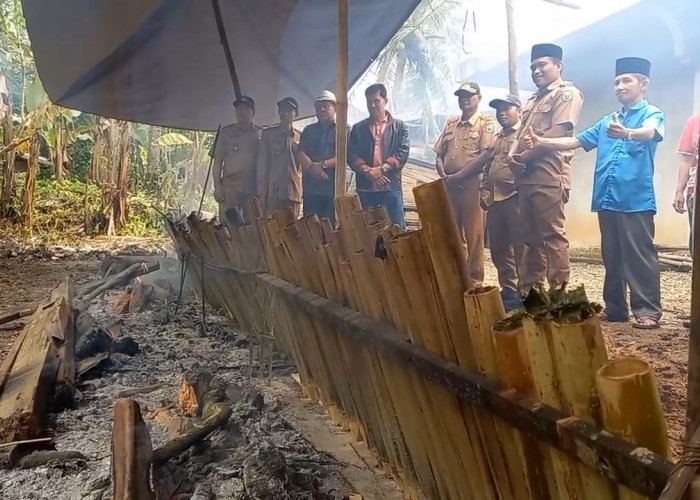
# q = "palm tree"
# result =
<box><xmin>366</xmin><ymin>0</ymin><xmax>459</xmax><ymax>152</ymax></box>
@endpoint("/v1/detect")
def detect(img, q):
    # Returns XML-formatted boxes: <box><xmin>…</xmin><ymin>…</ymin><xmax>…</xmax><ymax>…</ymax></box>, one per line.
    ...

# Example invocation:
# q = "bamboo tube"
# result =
<box><xmin>596</xmin><ymin>357</ymin><xmax>670</xmax><ymax>457</ymax></box>
<box><xmin>597</xmin><ymin>357</ymin><xmax>670</xmax><ymax>500</ymax></box>
<box><xmin>388</xmin><ymin>231</ymin><xmax>495</xmax><ymax>500</ymax></box>
<box><xmin>522</xmin><ymin>316</ymin><xmax>617</xmax><ymax>500</ymax></box>
<box><xmin>547</xmin><ymin>317</ymin><xmax>617</xmax><ymax>499</ymax></box>
<box><xmin>494</xmin><ymin>317</ymin><xmax>585</xmax><ymax>500</ymax></box>
<box><xmin>465</xmin><ymin>287</ymin><xmax>535</xmax><ymax>500</ymax></box>
<box><xmin>413</xmin><ymin>180</ymin><xmax>474</xmax><ymax>368</ymax></box>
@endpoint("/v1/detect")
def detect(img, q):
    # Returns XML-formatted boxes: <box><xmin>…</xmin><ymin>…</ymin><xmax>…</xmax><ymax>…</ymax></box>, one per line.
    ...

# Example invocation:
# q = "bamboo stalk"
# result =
<box><xmin>596</xmin><ymin>357</ymin><xmax>670</xmax><ymax>500</ymax></box>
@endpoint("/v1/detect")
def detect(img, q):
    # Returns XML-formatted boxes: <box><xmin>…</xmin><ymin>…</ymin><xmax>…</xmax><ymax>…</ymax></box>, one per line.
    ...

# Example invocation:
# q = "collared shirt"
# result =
<box><xmin>678</xmin><ymin>113</ymin><xmax>700</xmax><ymax>194</ymax></box>
<box><xmin>257</xmin><ymin>124</ymin><xmax>302</xmax><ymax>204</ymax></box>
<box><xmin>371</xmin><ymin>114</ymin><xmax>390</xmax><ymax>167</ymax></box>
<box><xmin>481</xmin><ymin>122</ymin><xmax>521</xmax><ymax>207</ymax></box>
<box><xmin>577</xmin><ymin>99</ymin><xmax>665</xmax><ymax>213</ymax></box>
<box><xmin>212</xmin><ymin>122</ymin><xmax>261</xmax><ymax>202</ymax></box>
<box><xmin>433</xmin><ymin>111</ymin><xmax>496</xmax><ymax>175</ymax></box>
<box><xmin>298</xmin><ymin>120</ymin><xmax>337</xmax><ymax>197</ymax></box>
<box><xmin>517</xmin><ymin>78</ymin><xmax>584</xmax><ymax>188</ymax></box>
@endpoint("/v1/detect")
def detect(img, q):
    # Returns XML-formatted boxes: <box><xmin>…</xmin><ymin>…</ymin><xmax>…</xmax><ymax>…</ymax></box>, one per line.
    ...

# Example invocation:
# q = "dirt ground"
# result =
<box><xmin>0</xmin><ymin>246</ymin><xmax>692</xmax><ymax>497</ymax></box>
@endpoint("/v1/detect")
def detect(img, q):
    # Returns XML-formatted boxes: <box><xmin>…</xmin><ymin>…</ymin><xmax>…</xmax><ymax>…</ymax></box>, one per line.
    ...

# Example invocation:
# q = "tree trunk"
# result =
<box><xmin>392</xmin><ymin>48</ymin><xmax>407</xmax><ymax>103</ymax></box>
<box><xmin>505</xmin><ymin>0</ymin><xmax>519</xmax><ymax>96</ymax></box>
<box><xmin>376</xmin><ymin>54</ymin><xmax>393</xmax><ymax>84</ymax></box>
<box><xmin>1</xmin><ymin>85</ymin><xmax>15</xmax><ymax>215</ymax></box>
<box><xmin>90</xmin><ymin>117</ymin><xmax>104</xmax><ymax>182</ymax></box>
<box><xmin>108</xmin><ymin>121</ymin><xmax>131</xmax><ymax>236</ymax></box>
<box><xmin>54</xmin><ymin>119</ymin><xmax>64</xmax><ymax>181</ymax></box>
<box><xmin>20</xmin><ymin>129</ymin><xmax>41</xmax><ymax>228</ymax></box>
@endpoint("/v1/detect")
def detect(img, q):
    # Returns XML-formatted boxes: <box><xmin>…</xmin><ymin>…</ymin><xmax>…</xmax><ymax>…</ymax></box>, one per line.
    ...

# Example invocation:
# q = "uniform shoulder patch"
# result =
<box><xmin>485</xmin><ymin>123</ymin><xmax>495</xmax><ymax>133</ymax></box>
<box><xmin>562</xmin><ymin>89</ymin><xmax>572</xmax><ymax>102</ymax></box>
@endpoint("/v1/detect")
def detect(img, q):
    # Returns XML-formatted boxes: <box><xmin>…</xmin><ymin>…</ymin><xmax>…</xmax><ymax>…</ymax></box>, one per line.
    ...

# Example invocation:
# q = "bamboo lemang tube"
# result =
<box><xmin>414</xmin><ymin>181</ymin><xmax>510</xmax><ymax>498</ymax></box>
<box><xmin>465</xmin><ymin>287</ymin><xmax>535</xmax><ymax>500</ymax></box>
<box><xmin>346</xmin><ymin>250</ymin><xmax>419</xmax><ymax>495</ymax></box>
<box><xmin>596</xmin><ymin>357</ymin><xmax>670</xmax><ymax>500</ymax></box>
<box><xmin>545</xmin><ymin>314</ymin><xmax>617</xmax><ymax>499</ymax></box>
<box><xmin>491</xmin><ymin>320</ymin><xmax>553</xmax><ymax>500</ymax></box>
<box><xmin>413</xmin><ymin>179</ymin><xmax>474</xmax><ymax>368</ymax></box>
<box><xmin>388</xmin><ymin>231</ymin><xmax>493</xmax><ymax>500</ymax></box>
<box><xmin>380</xmin><ymin>234</ymin><xmax>469</xmax><ymax>500</ymax></box>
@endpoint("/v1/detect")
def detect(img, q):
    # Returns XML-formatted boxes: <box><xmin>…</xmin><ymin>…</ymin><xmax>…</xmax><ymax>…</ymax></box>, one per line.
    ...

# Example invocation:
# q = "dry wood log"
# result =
<box><xmin>77</xmin><ymin>352</ymin><xmax>110</xmax><ymax>378</ymax></box>
<box><xmin>83</xmin><ymin>262</ymin><xmax>160</xmax><ymax>302</ymax></box>
<box><xmin>19</xmin><ymin>449</ymin><xmax>86</xmax><ymax>469</ymax></box>
<box><xmin>178</xmin><ymin>372</ymin><xmax>212</xmax><ymax>417</ymax></box>
<box><xmin>100</xmin><ymin>255</ymin><xmax>172</xmax><ymax>278</ymax></box>
<box><xmin>116</xmin><ymin>383</ymin><xmax>166</xmax><ymax>399</ymax></box>
<box><xmin>0</xmin><ymin>306</ymin><xmax>35</xmax><ymax>327</ymax></box>
<box><xmin>0</xmin><ymin>284</ymin><xmax>72</xmax><ymax>443</ymax></box>
<box><xmin>151</xmin><ymin>402</ymin><xmax>232</xmax><ymax>466</ymax></box>
<box><xmin>112</xmin><ymin>398</ymin><xmax>154</xmax><ymax>500</ymax></box>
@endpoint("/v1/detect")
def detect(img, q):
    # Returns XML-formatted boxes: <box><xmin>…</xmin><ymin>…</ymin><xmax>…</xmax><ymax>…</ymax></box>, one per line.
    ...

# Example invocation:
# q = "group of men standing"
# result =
<box><xmin>439</xmin><ymin>42</ymin><xmax>667</xmax><ymax>330</ymax></box>
<box><xmin>212</xmin><ymin>84</ymin><xmax>409</xmax><ymax>230</ymax></box>
<box><xmin>213</xmin><ymin>41</ymin><xmax>684</xmax><ymax>330</ymax></box>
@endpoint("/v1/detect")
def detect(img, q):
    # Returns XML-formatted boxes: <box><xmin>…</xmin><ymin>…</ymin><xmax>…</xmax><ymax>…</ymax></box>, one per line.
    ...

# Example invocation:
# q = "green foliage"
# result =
<box><xmin>157</xmin><ymin>132</ymin><xmax>192</xmax><ymax>147</ymax></box>
<box><xmin>0</xmin><ymin>178</ymin><xmax>163</xmax><ymax>242</ymax></box>
<box><xmin>68</xmin><ymin>138</ymin><xmax>93</xmax><ymax>180</ymax></box>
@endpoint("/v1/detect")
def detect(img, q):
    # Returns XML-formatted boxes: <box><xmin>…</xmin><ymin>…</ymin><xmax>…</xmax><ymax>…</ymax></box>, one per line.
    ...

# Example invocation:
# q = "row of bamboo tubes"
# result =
<box><xmin>165</xmin><ymin>179</ymin><xmax>670</xmax><ymax>500</ymax></box>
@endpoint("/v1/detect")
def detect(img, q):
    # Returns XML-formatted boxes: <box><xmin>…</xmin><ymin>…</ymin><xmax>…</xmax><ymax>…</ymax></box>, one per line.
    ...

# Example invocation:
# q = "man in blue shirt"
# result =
<box><xmin>525</xmin><ymin>57</ymin><xmax>664</xmax><ymax>329</ymax></box>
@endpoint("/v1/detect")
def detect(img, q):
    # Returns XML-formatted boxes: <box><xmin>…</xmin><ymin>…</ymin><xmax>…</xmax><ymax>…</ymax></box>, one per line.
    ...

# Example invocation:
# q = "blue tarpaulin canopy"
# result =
<box><xmin>21</xmin><ymin>0</ymin><xmax>420</xmax><ymax>130</ymax></box>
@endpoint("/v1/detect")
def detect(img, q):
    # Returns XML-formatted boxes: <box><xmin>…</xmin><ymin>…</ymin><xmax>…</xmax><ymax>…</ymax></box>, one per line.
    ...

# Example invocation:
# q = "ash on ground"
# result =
<box><xmin>0</xmin><ymin>283</ymin><xmax>355</xmax><ymax>500</ymax></box>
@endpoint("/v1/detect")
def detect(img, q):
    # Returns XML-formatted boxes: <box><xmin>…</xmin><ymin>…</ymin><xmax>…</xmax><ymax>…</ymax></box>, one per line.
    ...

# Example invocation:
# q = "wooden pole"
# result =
<box><xmin>505</xmin><ymin>0</ymin><xmax>519</xmax><ymax>96</ymax></box>
<box><xmin>687</xmin><ymin>125</ymin><xmax>700</xmax><ymax>438</ymax></box>
<box><xmin>335</xmin><ymin>0</ymin><xmax>349</xmax><ymax>199</ymax></box>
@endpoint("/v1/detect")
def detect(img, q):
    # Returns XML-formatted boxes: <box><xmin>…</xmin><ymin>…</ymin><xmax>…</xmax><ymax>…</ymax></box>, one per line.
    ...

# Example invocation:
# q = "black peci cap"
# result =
<box><xmin>615</xmin><ymin>57</ymin><xmax>651</xmax><ymax>77</ymax></box>
<box><xmin>531</xmin><ymin>43</ymin><xmax>563</xmax><ymax>62</ymax></box>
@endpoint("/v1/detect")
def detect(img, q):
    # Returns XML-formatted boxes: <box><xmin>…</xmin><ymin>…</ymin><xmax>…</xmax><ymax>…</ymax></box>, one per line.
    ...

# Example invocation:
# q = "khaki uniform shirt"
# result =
<box><xmin>480</xmin><ymin>122</ymin><xmax>520</xmax><ymax>208</ymax></box>
<box><xmin>257</xmin><ymin>124</ymin><xmax>302</xmax><ymax>206</ymax></box>
<box><xmin>516</xmin><ymin>78</ymin><xmax>584</xmax><ymax>188</ymax></box>
<box><xmin>213</xmin><ymin>122</ymin><xmax>261</xmax><ymax>203</ymax></box>
<box><xmin>433</xmin><ymin>111</ymin><xmax>497</xmax><ymax>175</ymax></box>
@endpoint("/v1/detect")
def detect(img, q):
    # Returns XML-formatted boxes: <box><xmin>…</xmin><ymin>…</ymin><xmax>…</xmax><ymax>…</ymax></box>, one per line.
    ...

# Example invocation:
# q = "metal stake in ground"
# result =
<box><xmin>200</xmin><ymin>256</ymin><xmax>207</xmax><ymax>335</ymax></box>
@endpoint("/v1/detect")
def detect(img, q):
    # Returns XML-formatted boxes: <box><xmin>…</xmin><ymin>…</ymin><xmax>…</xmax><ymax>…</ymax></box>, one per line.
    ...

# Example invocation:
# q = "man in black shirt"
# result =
<box><xmin>297</xmin><ymin>90</ymin><xmax>342</xmax><ymax>225</ymax></box>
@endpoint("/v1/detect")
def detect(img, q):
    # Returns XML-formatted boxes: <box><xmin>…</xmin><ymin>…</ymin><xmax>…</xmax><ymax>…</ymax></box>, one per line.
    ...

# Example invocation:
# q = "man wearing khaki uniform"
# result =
<box><xmin>213</xmin><ymin>95</ymin><xmax>261</xmax><ymax>226</ymax></box>
<box><xmin>434</xmin><ymin>82</ymin><xmax>496</xmax><ymax>289</ymax></box>
<box><xmin>509</xmin><ymin>44</ymin><xmax>583</xmax><ymax>291</ymax></box>
<box><xmin>257</xmin><ymin>97</ymin><xmax>302</xmax><ymax>218</ymax></box>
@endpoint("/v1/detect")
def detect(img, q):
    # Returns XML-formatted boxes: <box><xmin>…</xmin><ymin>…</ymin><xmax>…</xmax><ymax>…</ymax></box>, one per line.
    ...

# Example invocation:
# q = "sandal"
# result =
<box><xmin>599</xmin><ymin>312</ymin><xmax>629</xmax><ymax>323</ymax></box>
<box><xmin>632</xmin><ymin>317</ymin><xmax>660</xmax><ymax>330</ymax></box>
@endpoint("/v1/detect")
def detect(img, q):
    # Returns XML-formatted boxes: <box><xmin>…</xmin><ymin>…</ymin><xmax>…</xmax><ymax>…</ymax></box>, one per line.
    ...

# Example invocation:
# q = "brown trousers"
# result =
<box><xmin>447</xmin><ymin>178</ymin><xmax>485</xmax><ymax>289</ymax></box>
<box><xmin>518</xmin><ymin>183</ymin><xmax>570</xmax><ymax>290</ymax></box>
<box><xmin>486</xmin><ymin>194</ymin><xmax>524</xmax><ymax>294</ymax></box>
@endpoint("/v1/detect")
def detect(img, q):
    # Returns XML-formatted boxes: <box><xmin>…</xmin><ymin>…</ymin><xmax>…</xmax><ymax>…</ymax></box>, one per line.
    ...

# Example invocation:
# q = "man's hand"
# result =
<box><xmin>310</xmin><ymin>162</ymin><xmax>329</xmax><ymax>180</ymax></box>
<box><xmin>607</xmin><ymin>113</ymin><xmax>629</xmax><ymax>139</ymax></box>
<box><xmin>508</xmin><ymin>153</ymin><xmax>527</xmax><ymax>176</ymax></box>
<box><xmin>674</xmin><ymin>191</ymin><xmax>687</xmax><ymax>214</ymax></box>
<box><xmin>367</xmin><ymin>166</ymin><xmax>385</xmax><ymax>180</ymax></box>
<box><xmin>521</xmin><ymin>127</ymin><xmax>539</xmax><ymax>150</ymax></box>
<box><xmin>375</xmin><ymin>174</ymin><xmax>391</xmax><ymax>188</ymax></box>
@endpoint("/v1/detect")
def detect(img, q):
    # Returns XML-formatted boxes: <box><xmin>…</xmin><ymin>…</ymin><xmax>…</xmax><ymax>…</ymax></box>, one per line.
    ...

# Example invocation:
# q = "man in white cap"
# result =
<box><xmin>297</xmin><ymin>90</ymin><xmax>343</xmax><ymax>225</ymax></box>
<box><xmin>525</xmin><ymin>57</ymin><xmax>664</xmax><ymax>330</ymax></box>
